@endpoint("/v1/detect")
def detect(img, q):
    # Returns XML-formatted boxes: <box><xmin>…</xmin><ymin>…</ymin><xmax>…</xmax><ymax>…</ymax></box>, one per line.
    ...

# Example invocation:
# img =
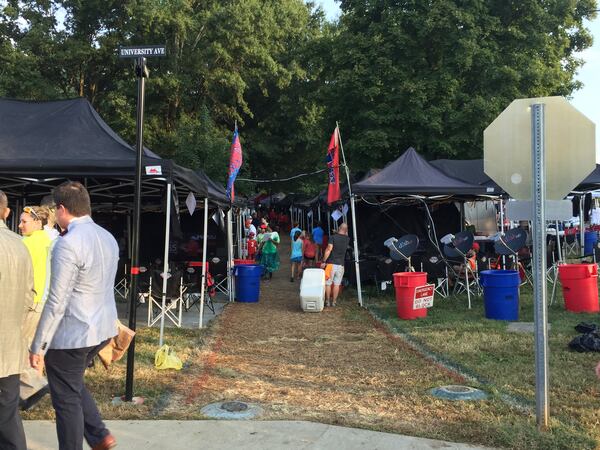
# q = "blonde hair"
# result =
<box><xmin>23</xmin><ymin>205</ymin><xmax>51</xmax><ymax>227</ymax></box>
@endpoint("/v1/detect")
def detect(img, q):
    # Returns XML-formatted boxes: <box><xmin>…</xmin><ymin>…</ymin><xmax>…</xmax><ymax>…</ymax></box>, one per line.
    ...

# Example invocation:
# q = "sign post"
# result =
<box><xmin>119</xmin><ymin>45</ymin><xmax>166</xmax><ymax>402</ymax></box>
<box><xmin>531</xmin><ymin>104</ymin><xmax>549</xmax><ymax>428</ymax></box>
<box><xmin>484</xmin><ymin>96</ymin><xmax>595</xmax><ymax>430</ymax></box>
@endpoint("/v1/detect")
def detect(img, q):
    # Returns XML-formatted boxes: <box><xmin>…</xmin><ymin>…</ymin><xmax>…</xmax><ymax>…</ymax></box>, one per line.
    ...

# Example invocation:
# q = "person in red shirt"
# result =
<box><xmin>302</xmin><ymin>234</ymin><xmax>317</xmax><ymax>270</ymax></box>
<box><xmin>247</xmin><ymin>232</ymin><xmax>258</xmax><ymax>261</ymax></box>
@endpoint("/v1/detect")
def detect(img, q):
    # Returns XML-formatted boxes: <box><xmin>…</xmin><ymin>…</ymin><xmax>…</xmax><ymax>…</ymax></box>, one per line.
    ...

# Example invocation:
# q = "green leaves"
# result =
<box><xmin>0</xmin><ymin>0</ymin><xmax>596</xmax><ymax>194</ymax></box>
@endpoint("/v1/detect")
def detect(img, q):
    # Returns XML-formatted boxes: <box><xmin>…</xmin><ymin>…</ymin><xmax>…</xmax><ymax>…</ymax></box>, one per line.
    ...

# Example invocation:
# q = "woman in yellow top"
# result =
<box><xmin>18</xmin><ymin>205</ymin><xmax>53</xmax><ymax>405</ymax></box>
<box><xmin>19</xmin><ymin>206</ymin><xmax>52</xmax><ymax>306</ymax></box>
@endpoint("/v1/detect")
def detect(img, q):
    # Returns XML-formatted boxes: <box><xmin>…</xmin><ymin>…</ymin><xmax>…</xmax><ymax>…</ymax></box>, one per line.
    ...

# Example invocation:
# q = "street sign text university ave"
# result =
<box><xmin>119</xmin><ymin>45</ymin><xmax>167</xmax><ymax>58</ymax></box>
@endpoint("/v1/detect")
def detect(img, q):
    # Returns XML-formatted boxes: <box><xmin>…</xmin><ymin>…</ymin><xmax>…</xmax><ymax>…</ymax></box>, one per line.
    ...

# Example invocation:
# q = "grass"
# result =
<box><xmin>21</xmin><ymin>266</ymin><xmax>600</xmax><ymax>450</ymax></box>
<box><xmin>22</xmin><ymin>325</ymin><xmax>210</xmax><ymax>421</ymax></box>
<box><xmin>366</xmin><ymin>281</ymin><xmax>600</xmax><ymax>449</ymax></box>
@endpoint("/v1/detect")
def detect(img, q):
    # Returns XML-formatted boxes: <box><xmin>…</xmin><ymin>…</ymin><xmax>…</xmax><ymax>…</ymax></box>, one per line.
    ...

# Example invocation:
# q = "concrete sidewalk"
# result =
<box><xmin>24</xmin><ymin>420</ymin><xmax>489</xmax><ymax>449</ymax></box>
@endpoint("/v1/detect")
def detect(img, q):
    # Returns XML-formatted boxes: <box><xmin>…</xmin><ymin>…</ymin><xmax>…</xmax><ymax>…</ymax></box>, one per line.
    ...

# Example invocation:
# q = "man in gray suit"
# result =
<box><xmin>30</xmin><ymin>181</ymin><xmax>119</xmax><ymax>450</ymax></box>
<box><xmin>0</xmin><ymin>190</ymin><xmax>34</xmax><ymax>450</ymax></box>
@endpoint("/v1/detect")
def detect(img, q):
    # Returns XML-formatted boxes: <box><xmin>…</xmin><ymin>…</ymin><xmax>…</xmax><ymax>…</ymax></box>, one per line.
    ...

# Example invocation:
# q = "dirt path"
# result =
<box><xmin>167</xmin><ymin>236</ymin><xmax>501</xmax><ymax>444</ymax></box>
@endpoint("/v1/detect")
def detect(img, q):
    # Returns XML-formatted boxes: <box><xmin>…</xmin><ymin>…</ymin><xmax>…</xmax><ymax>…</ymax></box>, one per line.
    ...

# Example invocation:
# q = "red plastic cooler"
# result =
<box><xmin>393</xmin><ymin>272</ymin><xmax>428</xmax><ymax>320</ymax></box>
<box><xmin>558</xmin><ymin>264</ymin><xmax>599</xmax><ymax>313</ymax></box>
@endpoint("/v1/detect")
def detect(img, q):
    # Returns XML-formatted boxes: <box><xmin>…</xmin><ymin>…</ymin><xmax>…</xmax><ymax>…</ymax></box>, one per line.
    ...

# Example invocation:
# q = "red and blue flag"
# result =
<box><xmin>226</xmin><ymin>126</ymin><xmax>243</xmax><ymax>201</ymax></box>
<box><xmin>326</xmin><ymin>126</ymin><xmax>341</xmax><ymax>205</ymax></box>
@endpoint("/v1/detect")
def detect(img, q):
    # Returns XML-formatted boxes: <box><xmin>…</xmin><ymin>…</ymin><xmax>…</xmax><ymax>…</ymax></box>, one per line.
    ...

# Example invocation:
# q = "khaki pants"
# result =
<box><xmin>20</xmin><ymin>304</ymin><xmax>47</xmax><ymax>400</ymax></box>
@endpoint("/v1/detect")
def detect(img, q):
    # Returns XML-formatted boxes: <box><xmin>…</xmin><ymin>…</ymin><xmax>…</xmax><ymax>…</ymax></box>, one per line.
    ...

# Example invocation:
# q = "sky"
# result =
<box><xmin>571</xmin><ymin>18</ymin><xmax>600</xmax><ymax>161</ymax></box>
<box><xmin>318</xmin><ymin>1</ymin><xmax>600</xmax><ymax>160</ymax></box>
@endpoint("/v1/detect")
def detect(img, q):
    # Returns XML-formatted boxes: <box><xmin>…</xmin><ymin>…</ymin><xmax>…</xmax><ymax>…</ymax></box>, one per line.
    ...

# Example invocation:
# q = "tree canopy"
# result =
<box><xmin>0</xmin><ymin>0</ymin><xmax>597</xmax><ymax>194</ymax></box>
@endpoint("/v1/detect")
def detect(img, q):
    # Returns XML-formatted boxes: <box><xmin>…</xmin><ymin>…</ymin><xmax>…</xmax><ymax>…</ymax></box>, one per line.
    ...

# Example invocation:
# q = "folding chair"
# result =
<box><xmin>443</xmin><ymin>231</ymin><xmax>480</xmax><ymax>308</ymax></box>
<box><xmin>184</xmin><ymin>263</ymin><xmax>215</xmax><ymax>314</ymax></box>
<box><xmin>114</xmin><ymin>259</ymin><xmax>129</xmax><ymax>301</ymax></box>
<box><xmin>563</xmin><ymin>232</ymin><xmax>579</xmax><ymax>258</ymax></box>
<box><xmin>147</xmin><ymin>269</ymin><xmax>187</xmax><ymax>328</ymax></box>
<box><xmin>421</xmin><ymin>255</ymin><xmax>450</xmax><ymax>299</ymax></box>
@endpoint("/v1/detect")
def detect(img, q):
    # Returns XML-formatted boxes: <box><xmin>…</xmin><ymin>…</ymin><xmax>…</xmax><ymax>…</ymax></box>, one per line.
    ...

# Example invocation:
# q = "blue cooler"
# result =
<box><xmin>480</xmin><ymin>270</ymin><xmax>520</xmax><ymax>321</ymax></box>
<box><xmin>584</xmin><ymin>231</ymin><xmax>598</xmax><ymax>256</ymax></box>
<box><xmin>234</xmin><ymin>264</ymin><xmax>263</xmax><ymax>302</ymax></box>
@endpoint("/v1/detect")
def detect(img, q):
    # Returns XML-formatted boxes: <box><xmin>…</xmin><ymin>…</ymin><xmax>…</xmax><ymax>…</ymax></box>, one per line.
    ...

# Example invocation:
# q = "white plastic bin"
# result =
<box><xmin>300</xmin><ymin>268</ymin><xmax>325</xmax><ymax>312</ymax></box>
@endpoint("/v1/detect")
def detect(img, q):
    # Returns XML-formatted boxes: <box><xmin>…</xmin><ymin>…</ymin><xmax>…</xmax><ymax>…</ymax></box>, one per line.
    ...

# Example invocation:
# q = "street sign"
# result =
<box><xmin>119</xmin><ymin>45</ymin><xmax>167</xmax><ymax>58</ymax></box>
<box><xmin>484</xmin><ymin>97</ymin><xmax>595</xmax><ymax>200</ymax></box>
<box><xmin>413</xmin><ymin>284</ymin><xmax>435</xmax><ymax>309</ymax></box>
<box><xmin>506</xmin><ymin>200</ymin><xmax>572</xmax><ymax>221</ymax></box>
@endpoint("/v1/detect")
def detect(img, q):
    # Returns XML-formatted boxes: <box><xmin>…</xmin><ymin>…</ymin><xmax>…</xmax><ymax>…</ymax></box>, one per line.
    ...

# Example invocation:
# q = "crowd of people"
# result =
<box><xmin>244</xmin><ymin>216</ymin><xmax>350</xmax><ymax>307</ymax></box>
<box><xmin>1</xmin><ymin>183</ymin><xmax>118</xmax><ymax>450</ymax></box>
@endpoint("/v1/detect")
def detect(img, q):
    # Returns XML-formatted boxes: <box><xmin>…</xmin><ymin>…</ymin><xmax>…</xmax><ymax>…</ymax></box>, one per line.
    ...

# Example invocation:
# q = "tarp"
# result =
<box><xmin>429</xmin><ymin>158</ymin><xmax>501</xmax><ymax>192</ymax></box>
<box><xmin>353</xmin><ymin>147</ymin><xmax>496</xmax><ymax>196</ymax></box>
<box><xmin>430</xmin><ymin>158</ymin><xmax>600</xmax><ymax>195</ymax></box>
<box><xmin>0</xmin><ymin>97</ymin><xmax>212</xmax><ymax>198</ymax></box>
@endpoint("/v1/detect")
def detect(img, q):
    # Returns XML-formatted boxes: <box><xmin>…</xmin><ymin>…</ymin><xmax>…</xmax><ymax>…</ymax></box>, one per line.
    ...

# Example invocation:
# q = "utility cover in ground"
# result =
<box><xmin>483</xmin><ymin>97</ymin><xmax>595</xmax><ymax>200</ymax></box>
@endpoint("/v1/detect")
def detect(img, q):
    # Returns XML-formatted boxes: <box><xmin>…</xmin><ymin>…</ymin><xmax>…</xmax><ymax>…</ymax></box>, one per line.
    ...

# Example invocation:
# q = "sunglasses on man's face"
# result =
<box><xmin>23</xmin><ymin>206</ymin><xmax>40</xmax><ymax>221</ymax></box>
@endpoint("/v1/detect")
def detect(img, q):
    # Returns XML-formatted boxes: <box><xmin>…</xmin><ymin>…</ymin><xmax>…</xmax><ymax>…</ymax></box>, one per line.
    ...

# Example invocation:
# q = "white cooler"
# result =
<box><xmin>300</xmin><ymin>268</ymin><xmax>326</xmax><ymax>312</ymax></box>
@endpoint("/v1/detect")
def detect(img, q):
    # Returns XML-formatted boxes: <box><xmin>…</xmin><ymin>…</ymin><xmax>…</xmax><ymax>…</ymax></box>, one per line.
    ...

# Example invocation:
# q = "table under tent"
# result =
<box><xmin>0</xmin><ymin>97</ymin><xmax>233</xmax><ymax>333</ymax></box>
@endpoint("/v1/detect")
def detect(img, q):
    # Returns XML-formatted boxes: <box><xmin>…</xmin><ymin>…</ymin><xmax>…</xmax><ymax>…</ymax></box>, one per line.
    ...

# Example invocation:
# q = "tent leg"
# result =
<box><xmin>350</xmin><ymin>195</ymin><xmax>363</xmax><ymax>307</ymax></box>
<box><xmin>227</xmin><ymin>209</ymin><xmax>235</xmax><ymax>302</ymax></box>
<box><xmin>580</xmin><ymin>195</ymin><xmax>585</xmax><ymax>257</ymax></box>
<box><xmin>159</xmin><ymin>182</ymin><xmax>172</xmax><ymax>346</ymax></box>
<box><xmin>199</xmin><ymin>198</ymin><xmax>208</xmax><ymax>329</ymax></box>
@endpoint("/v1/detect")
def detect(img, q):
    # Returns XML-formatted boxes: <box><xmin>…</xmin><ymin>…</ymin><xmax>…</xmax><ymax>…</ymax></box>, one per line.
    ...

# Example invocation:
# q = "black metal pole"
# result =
<box><xmin>125</xmin><ymin>56</ymin><xmax>146</xmax><ymax>401</ymax></box>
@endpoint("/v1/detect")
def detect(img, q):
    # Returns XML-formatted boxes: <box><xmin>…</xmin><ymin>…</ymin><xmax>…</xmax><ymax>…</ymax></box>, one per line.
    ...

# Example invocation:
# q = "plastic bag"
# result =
<box><xmin>154</xmin><ymin>345</ymin><xmax>183</xmax><ymax>370</ymax></box>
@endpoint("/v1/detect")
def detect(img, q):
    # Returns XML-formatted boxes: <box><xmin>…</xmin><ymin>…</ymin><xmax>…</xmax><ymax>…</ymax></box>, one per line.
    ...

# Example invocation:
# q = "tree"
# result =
<box><xmin>326</xmin><ymin>0</ymin><xmax>597</xmax><ymax>169</ymax></box>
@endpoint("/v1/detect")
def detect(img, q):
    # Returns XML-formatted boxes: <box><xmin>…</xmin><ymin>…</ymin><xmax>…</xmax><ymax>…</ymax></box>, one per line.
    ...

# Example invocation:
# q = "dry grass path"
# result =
<box><xmin>163</xmin><ymin>236</ymin><xmax>519</xmax><ymax>447</ymax></box>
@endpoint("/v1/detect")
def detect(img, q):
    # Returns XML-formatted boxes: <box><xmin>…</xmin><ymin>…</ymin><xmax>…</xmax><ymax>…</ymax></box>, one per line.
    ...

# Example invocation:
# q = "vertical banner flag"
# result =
<box><xmin>226</xmin><ymin>126</ymin><xmax>243</xmax><ymax>201</ymax></box>
<box><xmin>326</xmin><ymin>126</ymin><xmax>341</xmax><ymax>205</ymax></box>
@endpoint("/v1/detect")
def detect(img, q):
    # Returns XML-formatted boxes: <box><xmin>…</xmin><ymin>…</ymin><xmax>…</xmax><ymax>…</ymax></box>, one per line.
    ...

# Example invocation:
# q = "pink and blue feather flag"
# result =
<box><xmin>226</xmin><ymin>125</ymin><xmax>243</xmax><ymax>201</ymax></box>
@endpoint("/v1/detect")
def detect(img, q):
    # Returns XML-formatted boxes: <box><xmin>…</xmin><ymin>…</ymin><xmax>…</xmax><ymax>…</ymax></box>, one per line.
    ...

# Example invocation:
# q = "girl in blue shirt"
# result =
<box><xmin>290</xmin><ymin>230</ymin><xmax>304</xmax><ymax>282</ymax></box>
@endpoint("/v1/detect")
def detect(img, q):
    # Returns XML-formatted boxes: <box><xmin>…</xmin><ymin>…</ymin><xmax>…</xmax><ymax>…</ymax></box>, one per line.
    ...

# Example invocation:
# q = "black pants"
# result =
<box><xmin>0</xmin><ymin>374</ymin><xmax>26</xmax><ymax>450</ymax></box>
<box><xmin>45</xmin><ymin>340</ymin><xmax>110</xmax><ymax>450</ymax></box>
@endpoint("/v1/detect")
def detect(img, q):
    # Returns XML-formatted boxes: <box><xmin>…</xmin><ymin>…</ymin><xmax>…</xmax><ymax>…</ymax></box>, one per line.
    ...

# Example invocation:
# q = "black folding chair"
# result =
<box><xmin>147</xmin><ymin>269</ymin><xmax>187</xmax><ymax>328</ymax></box>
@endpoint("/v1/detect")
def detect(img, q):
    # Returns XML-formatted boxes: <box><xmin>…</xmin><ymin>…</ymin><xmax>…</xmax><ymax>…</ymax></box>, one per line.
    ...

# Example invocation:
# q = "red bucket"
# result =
<box><xmin>558</xmin><ymin>264</ymin><xmax>599</xmax><ymax>313</ymax></box>
<box><xmin>234</xmin><ymin>259</ymin><xmax>255</xmax><ymax>266</ymax></box>
<box><xmin>393</xmin><ymin>272</ymin><xmax>428</xmax><ymax>320</ymax></box>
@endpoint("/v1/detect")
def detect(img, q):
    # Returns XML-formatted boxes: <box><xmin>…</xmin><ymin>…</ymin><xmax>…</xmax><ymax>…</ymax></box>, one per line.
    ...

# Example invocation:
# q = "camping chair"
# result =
<box><xmin>183</xmin><ymin>263</ymin><xmax>215</xmax><ymax>314</ymax></box>
<box><xmin>114</xmin><ymin>259</ymin><xmax>129</xmax><ymax>301</ymax></box>
<box><xmin>563</xmin><ymin>232</ymin><xmax>579</xmax><ymax>258</ymax></box>
<box><xmin>209</xmin><ymin>258</ymin><xmax>230</xmax><ymax>297</ymax></box>
<box><xmin>147</xmin><ymin>269</ymin><xmax>187</xmax><ymax>328</ymax></box>
<box><xmin>421</xmin><ymin>254</ymin><xmax>450</xmax><ymax>299</ymax></box>
<box><xmin>442</xmin><ymin>231</ymin><xmax>479</xmax><ymax>308</ymax></box>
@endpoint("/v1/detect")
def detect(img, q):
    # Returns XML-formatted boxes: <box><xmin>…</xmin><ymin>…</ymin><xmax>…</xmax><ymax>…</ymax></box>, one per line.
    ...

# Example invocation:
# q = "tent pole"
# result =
<box><xmin>336</xmin><ymin>123</ymin><xmax>363</xmax><ymax>307</ymax></box>
<box><xmin>125</xmin><ymin>56</ymin><xmax>147</xmax><ymax>402</ymax></box>
<box><xmin>199</xmin><ymin>198</ymin><xmax>208</xmax><ymax>329</ymax></box>
<box><xmin>159</xmin><ymin>182</ymin><xmax>172</xmax><ymax>346</ymax></box>
<box><xmin>227</xmin><ymin>209</ymin><xmax>235</xmax><ymax>302</ymax></box>
<box><xmin>555</xmin><ymin>220</ymin><xmax>563</xmax><ymax>263</ymax></box>
<box><xmin>580</xmin><ymin>195</ymin><xmax>585</xmax><ymax>257</ymax></box>
<box><xmin>127</xmin><ymin>214</ymin><xmax>132</xmax><ymax>260</ymax></box>
<box><xmin>237</xmin><ymin>209</ymin><xmax>242</xmax><ymax>259</ymax></box>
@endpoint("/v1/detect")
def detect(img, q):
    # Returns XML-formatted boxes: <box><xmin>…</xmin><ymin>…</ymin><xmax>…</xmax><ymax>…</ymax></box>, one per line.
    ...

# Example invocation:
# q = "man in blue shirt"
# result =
<box><xmin>312</xmin><ymin>221</ymin><xmax>324</xmax><ymax>260</ymax></box>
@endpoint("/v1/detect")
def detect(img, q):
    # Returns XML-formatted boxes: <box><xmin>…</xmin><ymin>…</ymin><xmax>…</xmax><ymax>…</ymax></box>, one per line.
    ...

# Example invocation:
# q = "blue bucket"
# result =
<box><xmin>480</xmin><ymin>270</ymin><xmax>520</xmax><ymax>321</ymax></box>
<box><xmin>234</xmin><ymin>264</ymin><xmax>263</xmax><ymax>302</ymax></box>
<box><xmin>584</xmin><ymin>231</ymin><xmax>598</xmax><ymax>256</ymax></box>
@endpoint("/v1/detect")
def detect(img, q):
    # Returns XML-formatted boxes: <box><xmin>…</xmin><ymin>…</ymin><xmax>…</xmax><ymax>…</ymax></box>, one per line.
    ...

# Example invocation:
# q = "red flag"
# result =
<box><xmin>326</xmin><ymin>127</ymin><xmax>340</xmax><ymax>205</ymax></box>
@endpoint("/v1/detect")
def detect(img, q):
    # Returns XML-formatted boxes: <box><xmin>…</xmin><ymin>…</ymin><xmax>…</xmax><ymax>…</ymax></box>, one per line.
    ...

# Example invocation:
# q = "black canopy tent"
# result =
<box><xmin>353</xmin><ymin>147</ymin><xmax>496</xmax><ymax>197</ymax></box>
<box><xmin>0</xmin><ymin>97</ymin><xmax>231</xmax><ymax>329</ymax></box>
